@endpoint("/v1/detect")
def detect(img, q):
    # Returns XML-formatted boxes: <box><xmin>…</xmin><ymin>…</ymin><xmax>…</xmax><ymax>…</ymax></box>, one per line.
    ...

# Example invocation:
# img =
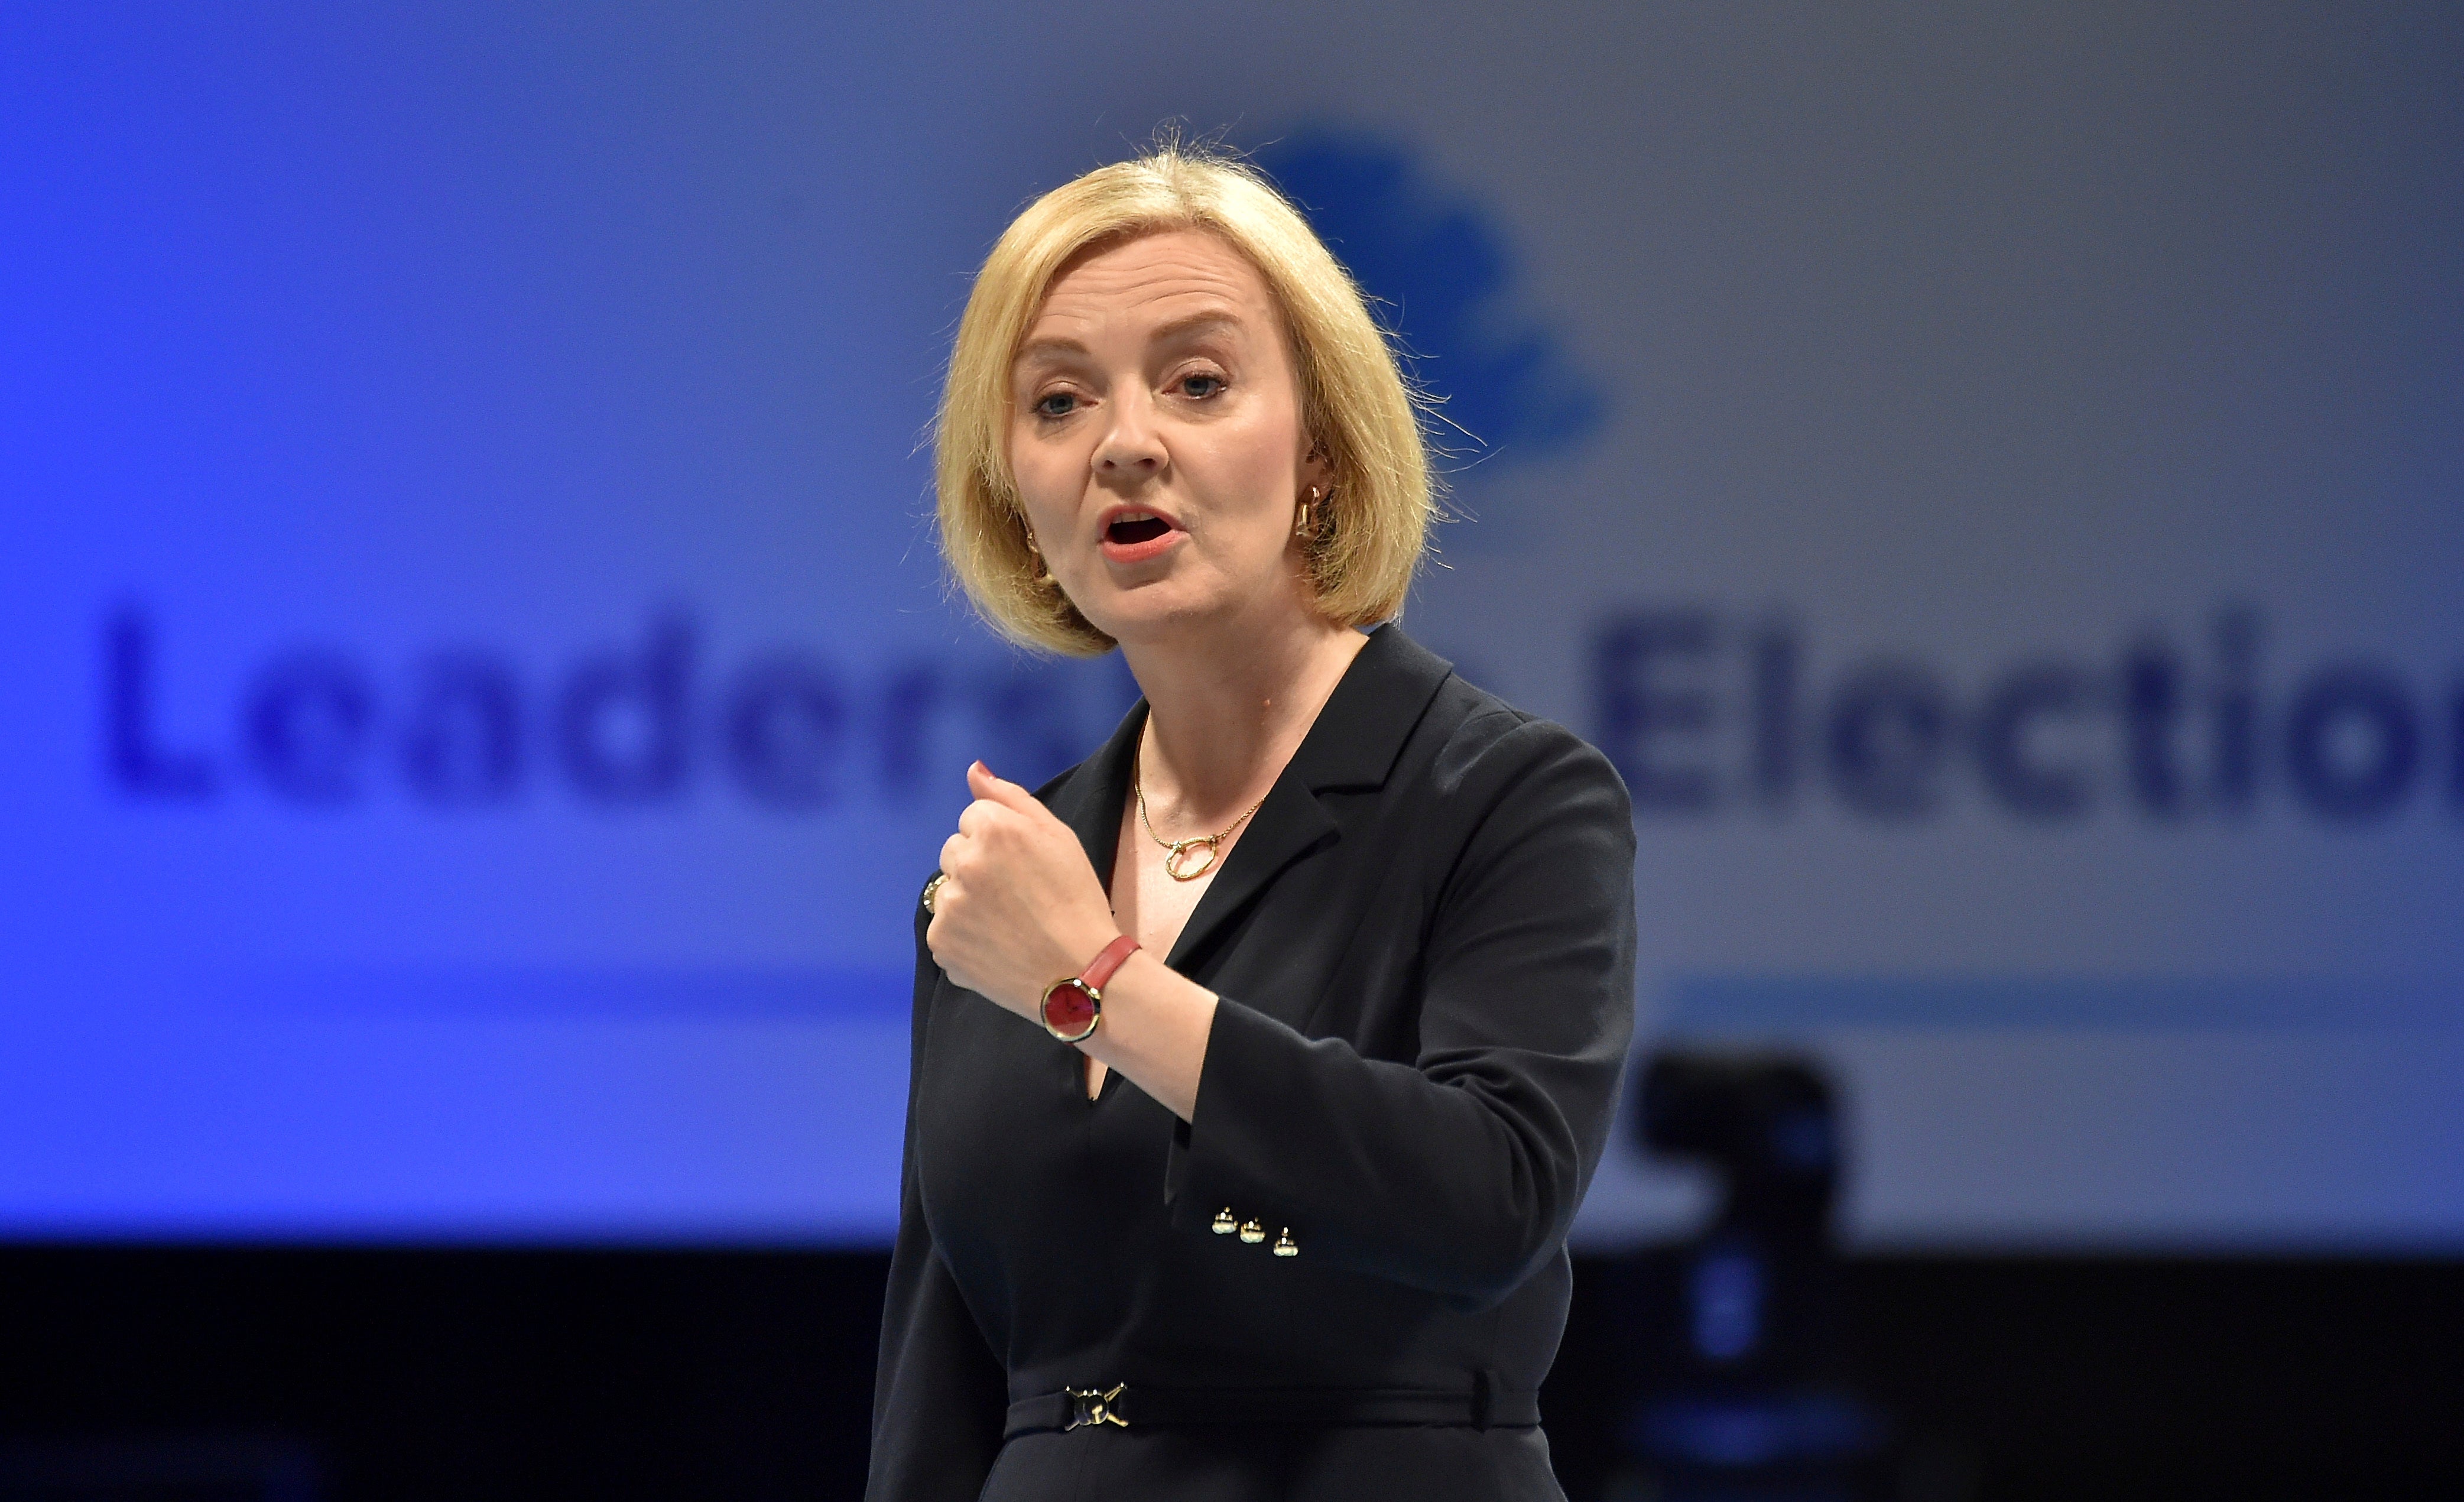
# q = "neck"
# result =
<box><xmin>1119</xmin><ymin>604</ymin><xmax>1370</xmax><ymax>823</ymax></box>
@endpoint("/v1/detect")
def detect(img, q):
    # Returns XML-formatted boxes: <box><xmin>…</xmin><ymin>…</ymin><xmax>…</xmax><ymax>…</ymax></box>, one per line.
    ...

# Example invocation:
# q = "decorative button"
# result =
<box><xmin>1238</xmin><ymin>1219</ymin><xmax>1265</xmax><ymax>1244</ymax></box>
<box><xmin>1272</xmin><ymin>1229</ymin><xmax>1298</xmax><ymax>1258</ymax></box>
<box><xmin>1212</xmin><ymin>1208</ymin><xmax>1237</xmax><ymax>1235</ymax></box>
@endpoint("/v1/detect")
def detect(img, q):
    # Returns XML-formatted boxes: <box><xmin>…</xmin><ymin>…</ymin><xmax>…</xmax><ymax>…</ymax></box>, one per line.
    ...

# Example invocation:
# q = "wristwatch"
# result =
<box><xmin>1041</xmin><ymin>935</ymin><xmax>1141</xmax><ymax>1043</ymax></box>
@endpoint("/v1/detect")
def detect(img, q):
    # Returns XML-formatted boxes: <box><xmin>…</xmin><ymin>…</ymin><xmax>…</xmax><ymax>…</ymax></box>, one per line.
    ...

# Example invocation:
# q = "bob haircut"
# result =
<box><xmin>935</xmin><ymin>144</ymin><xmax>1437</xmax><ymax>656</ymax></box>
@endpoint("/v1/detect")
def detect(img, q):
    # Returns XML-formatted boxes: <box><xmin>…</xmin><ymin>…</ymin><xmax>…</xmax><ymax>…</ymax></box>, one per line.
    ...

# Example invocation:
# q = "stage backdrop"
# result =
<box><xmin>5</xmin><ymin>1</ymin><xmax>2460</xmax><ymax>1250</ymax></box>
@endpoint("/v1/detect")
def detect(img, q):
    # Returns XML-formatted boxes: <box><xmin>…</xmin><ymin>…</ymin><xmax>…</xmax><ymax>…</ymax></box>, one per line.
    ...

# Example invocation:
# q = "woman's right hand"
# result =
<box><xmin>926</xmin><ymin>761</ymin><xmax>1123</xmax><ymax>1020</ymax></box>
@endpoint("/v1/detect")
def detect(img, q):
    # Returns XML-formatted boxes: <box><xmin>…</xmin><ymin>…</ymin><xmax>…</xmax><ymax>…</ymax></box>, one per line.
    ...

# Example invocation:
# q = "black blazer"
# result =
<box><xmin>867</xmin><ymin>623</ymin><xmax>1637</xmax><ymax>1501</ymax></box>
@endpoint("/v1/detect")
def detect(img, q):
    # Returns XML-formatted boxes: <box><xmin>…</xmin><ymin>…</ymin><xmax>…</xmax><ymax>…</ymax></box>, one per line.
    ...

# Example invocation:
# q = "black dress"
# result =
<box><xmin>866</xmin><ymin>624</ymin><xmax>1637</xmax><ymax>1501</ymax></box>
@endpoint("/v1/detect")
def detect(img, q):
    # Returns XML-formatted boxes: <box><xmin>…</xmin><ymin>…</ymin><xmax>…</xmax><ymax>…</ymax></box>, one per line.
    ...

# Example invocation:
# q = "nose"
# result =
<box><xmin>1094</xmin><ymin>391</ymin><xmax>1166</xmax><ymax>479</ymax></box>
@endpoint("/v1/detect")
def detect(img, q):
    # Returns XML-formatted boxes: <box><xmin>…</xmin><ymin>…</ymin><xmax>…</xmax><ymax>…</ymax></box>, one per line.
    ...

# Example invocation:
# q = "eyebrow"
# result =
<box><xmin>1014</xmin><ymin>310</ymin><xmax>1247</xmax><ymax>368</ymax></box>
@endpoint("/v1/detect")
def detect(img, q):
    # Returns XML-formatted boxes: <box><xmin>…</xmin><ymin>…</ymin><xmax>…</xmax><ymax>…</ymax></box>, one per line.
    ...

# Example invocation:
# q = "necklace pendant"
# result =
<box><xmin>1164</xmin><ymin>836</ymin><xmax>1219</xmax><ymax>881</ymax></box>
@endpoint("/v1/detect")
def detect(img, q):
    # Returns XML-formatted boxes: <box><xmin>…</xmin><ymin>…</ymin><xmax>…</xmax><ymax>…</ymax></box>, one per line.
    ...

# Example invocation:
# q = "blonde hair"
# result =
<box><xmin>934</xmin><ymin>143</ymin><xmax>1437</xmax><ymax>656</ymax></box>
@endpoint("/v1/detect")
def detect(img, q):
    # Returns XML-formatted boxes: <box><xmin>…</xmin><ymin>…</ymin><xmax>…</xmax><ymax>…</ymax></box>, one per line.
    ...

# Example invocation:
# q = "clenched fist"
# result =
<box><xmin>925</xmin><ymin>761</ymin><xmax>1125</xmax><ymax>1021</ymax></box>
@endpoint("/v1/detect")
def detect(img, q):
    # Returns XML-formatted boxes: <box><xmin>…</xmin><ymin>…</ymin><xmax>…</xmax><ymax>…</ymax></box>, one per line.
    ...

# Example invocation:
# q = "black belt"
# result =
<box><xmin>1004</xmin><ymin>1372</ymin><xmax>1539</xmax><ymax>1438</ymax></box>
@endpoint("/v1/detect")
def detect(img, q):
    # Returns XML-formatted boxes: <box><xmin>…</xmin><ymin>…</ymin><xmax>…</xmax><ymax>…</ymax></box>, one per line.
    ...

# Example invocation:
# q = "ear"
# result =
<box><xmin>1299</xmin><ymin>440</ymin><xmax>1334</xmax><ymax>498</ymax></box>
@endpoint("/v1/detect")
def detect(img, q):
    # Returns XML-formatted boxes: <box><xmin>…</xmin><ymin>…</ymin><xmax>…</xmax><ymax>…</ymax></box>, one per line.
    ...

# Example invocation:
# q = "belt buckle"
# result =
<box><xmin>1063</xmin><ymin>1383</ymin><xmax>1128</xmax><ymax>1430</ymax></box>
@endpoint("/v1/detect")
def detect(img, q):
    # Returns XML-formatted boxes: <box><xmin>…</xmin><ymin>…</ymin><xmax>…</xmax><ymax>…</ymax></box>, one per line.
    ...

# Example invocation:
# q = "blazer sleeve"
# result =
<box><xmin>1165</xmin><ymin>716</ymin><xmax>1638</xmax><ymax>1310</ymax></box>
<box><xmin>863</xmin><ymin>899</ymin><xmax>1010</xmax><ymax>1501</ymax></box>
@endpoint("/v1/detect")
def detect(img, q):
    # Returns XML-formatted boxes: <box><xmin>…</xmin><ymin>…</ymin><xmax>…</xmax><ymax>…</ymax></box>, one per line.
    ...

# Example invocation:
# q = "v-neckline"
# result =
<box><xmin>1082</xmin><ymin>726</ymin><xmax>1235</xmax><ymax>1105</ymax></box>
<box><xmin>1043</xmin><ymin>626</ymin><xmax>1445</xmax><ymax>1107</ymax></box>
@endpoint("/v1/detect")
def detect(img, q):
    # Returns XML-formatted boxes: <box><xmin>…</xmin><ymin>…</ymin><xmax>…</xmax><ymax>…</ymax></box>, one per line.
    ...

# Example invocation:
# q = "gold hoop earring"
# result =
<box><xmin>1295</xmin><ymin>486</ymin><xmax>1322</xmax><ymax>539</ymax></box>
<box><xmin>1025</xmin><ymin>533</ymin><xmax>1057</xmax><ymax>587</ymax></box>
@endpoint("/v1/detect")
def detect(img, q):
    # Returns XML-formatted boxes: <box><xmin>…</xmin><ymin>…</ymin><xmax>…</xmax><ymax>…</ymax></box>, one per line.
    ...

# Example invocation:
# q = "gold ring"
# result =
<box><xmin>921</xmin><ymin>872</ymin><xmax>947</xmax><ymax>914</ymax></box>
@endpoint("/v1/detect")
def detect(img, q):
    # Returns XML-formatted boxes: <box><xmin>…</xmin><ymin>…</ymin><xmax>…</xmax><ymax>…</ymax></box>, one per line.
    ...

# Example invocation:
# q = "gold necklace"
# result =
<box><xmin>1134</xmin><ymin>745</ymin><xmax>1270</xmax><ymax>881</ymax></box>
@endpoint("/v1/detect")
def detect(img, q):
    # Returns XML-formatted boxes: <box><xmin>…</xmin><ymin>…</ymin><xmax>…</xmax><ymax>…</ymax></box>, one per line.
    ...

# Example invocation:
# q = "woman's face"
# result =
<box><xmin>1008</xmin><ymin>228</ymin><xmax>1328</xmax><ymax>648</ymax></box>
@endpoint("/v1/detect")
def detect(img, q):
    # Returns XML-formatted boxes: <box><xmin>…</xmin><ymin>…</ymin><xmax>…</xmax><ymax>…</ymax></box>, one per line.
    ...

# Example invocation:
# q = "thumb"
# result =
<box><xmin>968</xmin><ymin>760</ymin><xmax>1041</xmax><ymax>813</ymax></box>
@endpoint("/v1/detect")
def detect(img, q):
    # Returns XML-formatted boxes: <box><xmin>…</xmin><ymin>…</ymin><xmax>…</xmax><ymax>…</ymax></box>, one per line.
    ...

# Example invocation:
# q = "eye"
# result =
<box><xmin>1176</xmin><ymin>372</ymin><xmax>1226</xmax><ymax>400</ymax></box>
<box><xmin>1031</xmin><ymin>390</ymin><xmax>1079</xmax><ymax>419</ymax></box>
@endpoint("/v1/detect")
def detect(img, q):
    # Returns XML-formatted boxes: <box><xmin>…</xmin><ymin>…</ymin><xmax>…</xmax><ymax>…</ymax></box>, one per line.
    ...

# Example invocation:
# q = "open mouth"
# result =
<box><xmin>1106</xmin><ymin>515</ymin><xmax>1171</xmax><ymax>545</ymax></box>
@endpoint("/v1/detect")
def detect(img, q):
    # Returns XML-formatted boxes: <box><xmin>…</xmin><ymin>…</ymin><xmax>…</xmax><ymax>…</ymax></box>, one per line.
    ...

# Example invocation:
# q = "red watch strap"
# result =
<box><xmin>1080</xmin><ymin>935</ymin><xmax>1141</xmax><ymax>994</ymax></box>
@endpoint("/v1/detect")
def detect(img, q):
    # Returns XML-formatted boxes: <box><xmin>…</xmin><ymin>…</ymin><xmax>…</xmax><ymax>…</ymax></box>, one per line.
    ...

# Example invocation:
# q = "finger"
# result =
<box><xmin>939</xmin><ymin>832</ymin><xmax>967</xmax><ymax>875</ymax></box>
<box><xmin>969</xmin><ymin>760</ymin><xmax>1044</xmax><ymax>816</ymax></box>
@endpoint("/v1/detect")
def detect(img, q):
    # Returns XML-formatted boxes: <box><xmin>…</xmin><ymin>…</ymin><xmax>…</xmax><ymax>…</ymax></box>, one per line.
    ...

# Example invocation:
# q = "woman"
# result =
<box><xmin>869</xmin><ymin>145</ymin><xmax>1636</xmax><ymax>1501</ymax></box>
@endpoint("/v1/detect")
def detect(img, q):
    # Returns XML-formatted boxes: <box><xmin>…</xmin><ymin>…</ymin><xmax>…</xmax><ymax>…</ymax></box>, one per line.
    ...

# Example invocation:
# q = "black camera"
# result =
<box><xmin>1625</xmin><ymin>1050</ymin><xmax>1881</xmax><ymax>1495</ymax></box>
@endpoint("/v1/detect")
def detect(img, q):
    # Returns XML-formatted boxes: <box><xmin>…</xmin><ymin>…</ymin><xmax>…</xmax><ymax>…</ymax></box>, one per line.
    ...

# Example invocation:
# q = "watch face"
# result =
<box><xmin>1041</xmin><ymin>979</ymin><xmax>1100</xmax><ymax>1042</ymax></box>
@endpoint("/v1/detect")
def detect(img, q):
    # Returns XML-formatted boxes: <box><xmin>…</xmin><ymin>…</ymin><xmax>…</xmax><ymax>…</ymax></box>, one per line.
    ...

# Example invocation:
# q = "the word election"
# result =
<box><xmin>1593</xmin><ymin>607</ymin><xmax>2463</xmax><ymax>824</ymax></box>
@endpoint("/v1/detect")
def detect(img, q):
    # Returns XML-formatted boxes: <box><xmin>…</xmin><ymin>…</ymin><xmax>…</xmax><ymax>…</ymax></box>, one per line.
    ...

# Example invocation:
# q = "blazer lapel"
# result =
<box><xmin>1041</xmin><ymin>699</ymin><xmax>1144</xmax><ymax>893</ymax></box>
<box><xmin>1159</xmin><ymin>762</ymin><xmax>1340</xmax><ymax>972</ymax></box>
<box><xmin>1160</xmin><ymin>624</ymin><xmax>1456</xmax><ymax>972</ymax></box>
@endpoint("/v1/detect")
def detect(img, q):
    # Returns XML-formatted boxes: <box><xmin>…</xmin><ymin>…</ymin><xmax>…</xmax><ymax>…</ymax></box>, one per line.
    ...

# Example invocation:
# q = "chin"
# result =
<box><xmin>1076</xmin><ymin>560</ymin><xmax>1313</xmax><ymax>648</ymax></box>
<box><xmin>1077</xmin><ymin>585</ymin><xmax>1233</xmax><ymax>648</ymax></box>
